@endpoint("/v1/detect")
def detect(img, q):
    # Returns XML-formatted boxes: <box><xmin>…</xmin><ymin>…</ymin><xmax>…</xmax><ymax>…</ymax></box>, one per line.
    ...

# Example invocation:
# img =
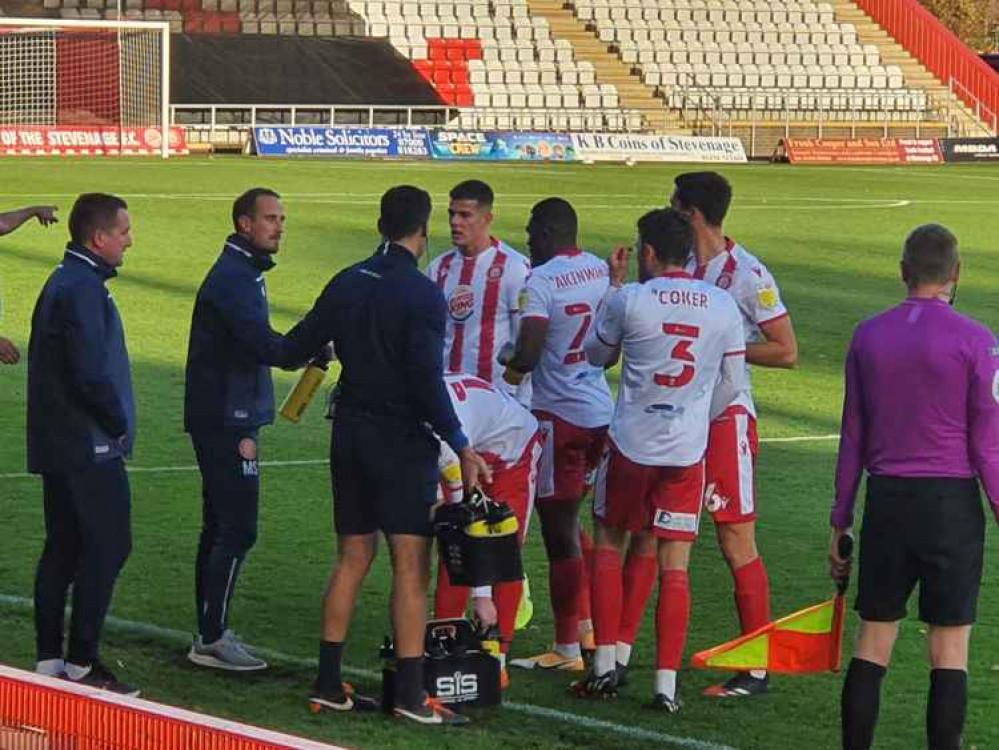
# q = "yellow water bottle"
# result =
<box><xmin>279</xmin><ymin>358</ymin><xmax>328</xmax><ymax>423</ymax></box>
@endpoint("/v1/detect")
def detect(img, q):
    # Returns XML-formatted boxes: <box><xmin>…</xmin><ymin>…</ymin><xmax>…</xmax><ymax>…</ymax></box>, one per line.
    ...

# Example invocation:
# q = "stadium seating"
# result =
<box><xmin>567</xmin><ymin>0</ymin><xmax>930</xmax><ymax>121</ymax></box>
<box><xmin>52</xmin><ymin>0</ymin><xmax>365</xmax><ymax>35</ymax></box>
<box><xmin>348</xmin><ymin>0</ymin><xmax>629</xmax><ymax>129</ymax></box>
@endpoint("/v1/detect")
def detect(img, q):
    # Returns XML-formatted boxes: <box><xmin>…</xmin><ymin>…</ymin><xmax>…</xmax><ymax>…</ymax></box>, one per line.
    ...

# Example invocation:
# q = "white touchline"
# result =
<box><xmin>0</xmin><ymin>435</ymin><xmax>839</xmax><ymax>481</ymax></box>
<box><xmin>0</xmin><ymin>594</ymin><xmax>737</xmax><ymax>750</ymax></box>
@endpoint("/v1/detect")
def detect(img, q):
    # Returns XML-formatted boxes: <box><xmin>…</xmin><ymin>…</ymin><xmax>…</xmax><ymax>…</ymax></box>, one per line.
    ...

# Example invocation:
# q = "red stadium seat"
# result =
<box><xmin>220</xmin><ymin>13</ymin><xmax>240</xmax><ymax>33</ymax></box>
<box><xmin>455</xmin><ymin>85</ymin><xmax>473</xmax><ymax>107</ymax></box>
<box><xmin>451</xmin><ymin>68</ymin><xmax>469</xmax><ymax>84</ymax></box>
<box><xmin>446</xmin><ymin>47</ymin><xmax>465</xmax><ymax>62</ymax></box>
<box><xmin>183</xmin><ymin>15</ymin><xmax>203</xmax><ymax>33</ymax></box>
<box><xmin>429</xmin><ymin>46</ymin><xmax>447</xmax><ymax>62</ymax></box>
<box><xmin>433</xmin><ymin>69</ymin><xmax>452</xmax><ymax>85</ymax></box>
<box><xmin>181</xmin><ymin>0</ymin><xmax>200</xmax><ymax>10</ymax></box>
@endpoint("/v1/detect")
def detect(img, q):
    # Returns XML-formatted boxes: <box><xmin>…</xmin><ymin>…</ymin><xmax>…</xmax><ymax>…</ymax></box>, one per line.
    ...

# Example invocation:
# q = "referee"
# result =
<box><xmin>831</xmin><ymin>224</ymin><xmax>999</xmax><ymax>750</ymax></box>
<box><xmin>276</xmin><ymin>185</ymin><xmax>489</xmax><ymax>725</ymax></box>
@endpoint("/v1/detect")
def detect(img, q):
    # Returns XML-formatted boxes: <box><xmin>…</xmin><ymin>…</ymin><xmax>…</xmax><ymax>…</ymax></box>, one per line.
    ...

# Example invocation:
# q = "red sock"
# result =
<box><xmin>434</xmin><ymin>563</ymin><xmax>469</xmax><ymax>620</ymax></box>
<box><xmin>619</xmin><ymin>553</ymin><xmax>657</xmax><ymax>645</ymax></box>
<box><xmin>733</xmin><ymin>557</ymin><xmax>771</xmax><ymax>634</ymax></box>
<box><xmin>656</xmin><ymin>570</ymin><xmax>690</xmax><ymax>670</ymax></box>
<box><xmin>494</xmin><ymin>579</ymin><xmax>523</xmax><ymax>647</ymax></box>
<box><xmin>550</xmin><ymin>557</ymin><xmax>583</xmax><ymax>645</ymax></box>
<box><xmin>591</xmin><ymin>548</ymin><xmax>623</xmax><ymax>647</ymax></box>
<box><xmin>578</xmin><ymin>528</ymin><xmax>594</xmax><ymax>623</ymax></box>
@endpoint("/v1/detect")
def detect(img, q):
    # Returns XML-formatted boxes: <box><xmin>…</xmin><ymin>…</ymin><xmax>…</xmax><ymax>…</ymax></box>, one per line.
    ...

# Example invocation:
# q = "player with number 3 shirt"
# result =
<box><xmin>576</xmin><ymin>208</ymin><xmax>747</xmax><ymax>711</ymax></box>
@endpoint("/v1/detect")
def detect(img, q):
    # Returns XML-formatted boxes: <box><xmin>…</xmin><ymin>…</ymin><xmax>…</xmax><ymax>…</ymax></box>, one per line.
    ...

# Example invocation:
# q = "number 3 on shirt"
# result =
<box><xmin>564</xmin><ymin>303</ymin><xmax>593</xmax><ymax>364</ymax></box>
<box><xmin>654</xmin><ymin>323</ymin><xmax>700</xmax><ymax>388</ymax></box>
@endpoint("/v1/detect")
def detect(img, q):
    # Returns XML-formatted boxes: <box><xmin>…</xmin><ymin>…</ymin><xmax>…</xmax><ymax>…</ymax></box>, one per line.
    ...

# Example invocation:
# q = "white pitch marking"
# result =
<box><xmin>0</xmin><ymin>435</ymin><xmax>838</xmax><ymax>481</ymax></box>
<box><xmin>0</xmin><ymin>594</ymin><xmax>738</xmax><ymax>750</ymax></box>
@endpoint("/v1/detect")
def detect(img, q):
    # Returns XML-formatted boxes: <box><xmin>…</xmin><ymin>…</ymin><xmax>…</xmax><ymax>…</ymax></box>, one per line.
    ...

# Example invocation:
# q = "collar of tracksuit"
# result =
<box><xmin>224</xmin><ymin>233</ymin><xmax>276</xmax><ymax>272</ymax></box>
<box><xmin>64</xmin><ymin>242</ymin><xmax>117</xmax><ymax>280</ymax></box>
<box><xmin>377</xmin><ymin>241</ymin><xmax>419</xmax><ymax>266</ymax></box>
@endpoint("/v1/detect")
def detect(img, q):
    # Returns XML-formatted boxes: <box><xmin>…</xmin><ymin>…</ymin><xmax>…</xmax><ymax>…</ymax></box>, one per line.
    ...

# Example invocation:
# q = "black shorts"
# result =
<box><xmin>331</xmin><ymin>407</ymin><xmax>439</xmax><ymax>537</ymax></box>
<box><xmin>856</xmin><ymin>475</ymin><xmax>984</xmax><ymax>626</ymax></box>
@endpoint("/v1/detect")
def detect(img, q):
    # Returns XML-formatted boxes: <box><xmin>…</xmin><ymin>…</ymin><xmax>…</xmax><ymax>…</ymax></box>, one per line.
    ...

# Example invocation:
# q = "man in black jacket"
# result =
<box><xmin>273</xmin><ymin>186</ymin><xmax>489</xmax><ymax>725</ymax></box>
<box><xmin>184</xmin><ymin>188</ymin><xmax>323</xmax><ymax>671</ymax></box>
<box><xmin>27</xmin><ymin>193</ymin><xmax>137</xmax><ymax>696</ymax></box>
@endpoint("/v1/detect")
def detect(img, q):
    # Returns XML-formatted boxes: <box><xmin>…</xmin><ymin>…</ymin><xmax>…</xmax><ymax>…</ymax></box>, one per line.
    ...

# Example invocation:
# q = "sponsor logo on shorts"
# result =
<box><xmin>94</xmin><ymin>444</ymin><xmax>110</xmax><ymax>455</ymax></box>
<box><xmin>653</xmin><ymin>509</ymin><xmax>699</xmax><ymax>533</ymax></box>
<box><xmin>448</xmin><ymin>285</ymin><xmax>476</xmax><ymax>321</ymax></box>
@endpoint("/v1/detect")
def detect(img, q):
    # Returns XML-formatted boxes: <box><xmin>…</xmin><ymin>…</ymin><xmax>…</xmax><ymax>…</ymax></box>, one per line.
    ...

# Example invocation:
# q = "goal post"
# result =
<box><xmin>0</xmin><ymin>17</ymin><xmax>172</xmax><ymax>157</ymax></box>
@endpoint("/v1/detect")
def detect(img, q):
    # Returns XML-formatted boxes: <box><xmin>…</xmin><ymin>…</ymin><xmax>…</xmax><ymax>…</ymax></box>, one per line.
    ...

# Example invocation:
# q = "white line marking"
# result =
<box><xmin>0</xmin><ymin>435</ymin><xmax>838</xmax><ymax>481</ymax></box>
<box><xmin>0</xmin><ymin>594</ymin><xmax>737</xmax><ymax>750</ymax></box>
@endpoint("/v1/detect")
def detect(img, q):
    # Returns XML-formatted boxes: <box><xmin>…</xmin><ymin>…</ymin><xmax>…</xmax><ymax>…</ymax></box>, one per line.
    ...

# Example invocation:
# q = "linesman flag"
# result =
<box><xmin>692</xmin><ymin>534</ymin><xmax>854</xmax><ymax>675</ymax></box>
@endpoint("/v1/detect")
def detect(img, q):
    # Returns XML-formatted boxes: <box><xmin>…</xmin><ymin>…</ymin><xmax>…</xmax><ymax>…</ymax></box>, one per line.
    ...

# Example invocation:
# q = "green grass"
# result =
<box><xmin>0</xmin><ymin>158</ymin><xmax>997</xmax><ymax>750</ymax></box>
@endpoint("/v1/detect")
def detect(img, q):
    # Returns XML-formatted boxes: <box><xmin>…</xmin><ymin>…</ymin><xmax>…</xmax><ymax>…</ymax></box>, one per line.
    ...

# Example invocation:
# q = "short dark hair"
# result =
<box><xmin>449</xmin><ymin>179</ymin><xmax>494</xmax><ymax>209</ymax></box>
<box><xmin>69</xmin><ymin>193</ymin><xmax>128</xmax><ymax>246</ymax></box>
<box><xmin>637</xmin><ymin>209</ymin><xmax>693</xmax><ymax>267</ymax></box>
<box><xmin>232</xmin><ymin>188</ymin><xmax>280</xmax><ymax>231</ymax></box>
<box><xmin>673</xmin><ymin>171</ymin><xmax>732</xmax><ymax>227</ymax></box>
<box><xmin>379</xmin><ymin>185</ymin><xmax>432</xmax><ymax>242</ymax></box>
<box><xmin>530</xmin><ymin>197</ymin><xmax>578</xmax><ymax>247</ymax></box>
<box><xmin>902</xmin><ymin>224</ymin><xmax>959</xmax><ymax>287</ymax></box>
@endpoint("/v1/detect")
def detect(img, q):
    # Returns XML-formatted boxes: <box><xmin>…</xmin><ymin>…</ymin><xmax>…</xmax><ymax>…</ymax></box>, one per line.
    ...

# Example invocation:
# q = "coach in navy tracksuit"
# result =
<box><xmin>184</xmin><ymin>188</ymin><xmax>322</xmax><ymax>671</ymax></box>
<box><xmin>27</xmin><ymin>193</ymin><xmax>137</xmax><ymax>696</ymax></box>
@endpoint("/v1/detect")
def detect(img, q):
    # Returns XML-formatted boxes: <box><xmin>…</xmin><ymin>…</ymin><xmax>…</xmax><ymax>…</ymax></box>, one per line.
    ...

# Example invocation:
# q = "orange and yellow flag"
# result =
<box><xmin>691</xmin><ymin>594</ymin><xmax>847</xmax><ymax>674</ymax></box>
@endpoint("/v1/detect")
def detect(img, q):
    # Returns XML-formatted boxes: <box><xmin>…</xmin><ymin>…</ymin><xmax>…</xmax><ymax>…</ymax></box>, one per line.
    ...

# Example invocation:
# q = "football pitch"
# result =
<box><xmin>0</xmin><ymin>158</ymin><xmax>997</xmax><ymax>750</ymax></box>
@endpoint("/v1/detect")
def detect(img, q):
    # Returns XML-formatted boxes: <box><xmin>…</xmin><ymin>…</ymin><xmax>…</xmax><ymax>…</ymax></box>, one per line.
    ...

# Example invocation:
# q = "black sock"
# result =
<box><xmin>395</xmin><ymin>657</ymin><xmax>425</xmax><ymax>710</ymax></box>
<box><xmin>842</xmin><ymin>658</ymin><xmax>887</xmax><ymax>750</ymax></box>
<box><xmin>927</xmin><ymin>668</ymin><xmax>967</xmax><ymax>750</ymax></box>
<box><xmin>317</xmin><ymin>640</ymin><xmax>343</xmax><ymax>693</ymax></box>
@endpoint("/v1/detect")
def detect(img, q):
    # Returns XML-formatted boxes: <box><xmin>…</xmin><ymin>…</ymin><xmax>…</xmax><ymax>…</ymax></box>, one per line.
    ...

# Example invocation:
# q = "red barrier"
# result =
<box><xmin>853</xmin><ymin>0</ymin><xmax>999</xmax><ymax>130</ymax></box>
<box><xmin>0</xmin><ymin>666</ymin><xmax>343</xmax><ymax>750</ymax></box>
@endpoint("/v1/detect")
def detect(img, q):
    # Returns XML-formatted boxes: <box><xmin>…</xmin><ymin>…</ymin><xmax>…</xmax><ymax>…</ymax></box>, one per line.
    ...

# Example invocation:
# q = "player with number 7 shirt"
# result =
<box><xmin>501</xmin><ymin>198</ymin><xmax>614</xmax><ymax>673</ymax></box>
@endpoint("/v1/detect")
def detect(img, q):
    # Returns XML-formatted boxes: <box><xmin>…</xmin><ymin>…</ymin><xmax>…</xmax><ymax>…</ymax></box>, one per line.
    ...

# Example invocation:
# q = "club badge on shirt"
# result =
<box><xmin>448</xmin><ymin>285</ymin><xmax>475</xmax><ymax>321</ymax></box>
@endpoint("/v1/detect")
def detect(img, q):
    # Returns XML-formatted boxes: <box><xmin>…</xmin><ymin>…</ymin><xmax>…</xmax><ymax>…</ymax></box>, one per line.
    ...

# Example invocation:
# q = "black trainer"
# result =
<box><xmin>68</xmin><ymin>661</ymin><xmax>140</xmax><ymax>697</ymax></box>
<box><xmin>647</xmin><ymin>692</ymin><xmax>683</xmax><ymax>714</ymax></box>
<box><xmin>570</xmin><ymin>668</ymin><xmax>618</xmax><ymax>700</ymax></box>
<box><xmin>615</xmin><ymin>662</ymin><xmax>629</xmax><ymax>688</ymax></box>
<box><xmin>309</xmin><ymin>682</ymin><xmax>380</xmax><ymax>713</ymax></box>
<box><xmin>703</xmin><ymin>672</ymin><xmax>769</xmax><ymax>698</ymax></box>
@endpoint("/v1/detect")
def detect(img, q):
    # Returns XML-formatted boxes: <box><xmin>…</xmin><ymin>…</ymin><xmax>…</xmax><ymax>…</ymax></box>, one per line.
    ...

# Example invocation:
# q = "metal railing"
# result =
<box><xmin>170</xmin><ymin>103</ymin><xmax>650</xmax><ymax>142</ymax></box>
<box><xmin>945</xmin><ymin>77</ymin><xmax>999</xmax><ymax>136</ymax></box>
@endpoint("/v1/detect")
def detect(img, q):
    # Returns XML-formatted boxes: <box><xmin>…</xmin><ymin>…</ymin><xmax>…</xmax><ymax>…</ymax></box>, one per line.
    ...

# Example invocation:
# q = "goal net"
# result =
<box><xmin>0</xmin><ymin>18</ymin><xmax>172</xmax><ymax>156</ymax></box>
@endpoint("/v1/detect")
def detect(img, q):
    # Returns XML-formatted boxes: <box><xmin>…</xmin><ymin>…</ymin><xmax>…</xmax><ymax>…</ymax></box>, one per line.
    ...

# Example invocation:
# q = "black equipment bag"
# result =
<box><xmin>381</xmin><ymin>618</ymin><xmax>501</xmax><ymax>710</ymax></box>
<box><xmin>434</xmin><ymin>490</ymin><xmax>523</xmax><ymax>587</ymax></box>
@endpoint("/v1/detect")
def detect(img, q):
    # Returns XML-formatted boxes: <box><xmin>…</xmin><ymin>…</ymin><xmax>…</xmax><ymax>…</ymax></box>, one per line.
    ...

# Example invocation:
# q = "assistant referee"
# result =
<box><xmin>831</xmin><ymin>224</ymin><xmax>999</xmax><ymax>750</ymax></box>
<box><xmin>276</xmin><ymin>185</ymin><xmax>489</xmax><ymax>725</ymax></box>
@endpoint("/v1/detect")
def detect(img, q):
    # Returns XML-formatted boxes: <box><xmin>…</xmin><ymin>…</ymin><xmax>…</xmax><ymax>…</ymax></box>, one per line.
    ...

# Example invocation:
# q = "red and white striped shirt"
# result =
<box><xmin>426</xmin><ymin>238</ymin><xmax>531</xmax><ymax>398</ymax></box>
<box><xmin>686</xmin><ymin>238</ymin><xmax>788</xmax><ymax>417</ymax></box>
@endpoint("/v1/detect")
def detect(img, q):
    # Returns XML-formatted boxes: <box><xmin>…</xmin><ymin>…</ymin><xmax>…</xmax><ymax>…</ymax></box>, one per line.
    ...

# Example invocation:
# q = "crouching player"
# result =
<box><xmin>576</xmin><ymin>209</ymin><xmax>747</xmax><ymax>712</ymax></box>
<box><xmin>435</xmin><ymin>373</ymin><xmax>542</xmax><ymax>686</ymax></box>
